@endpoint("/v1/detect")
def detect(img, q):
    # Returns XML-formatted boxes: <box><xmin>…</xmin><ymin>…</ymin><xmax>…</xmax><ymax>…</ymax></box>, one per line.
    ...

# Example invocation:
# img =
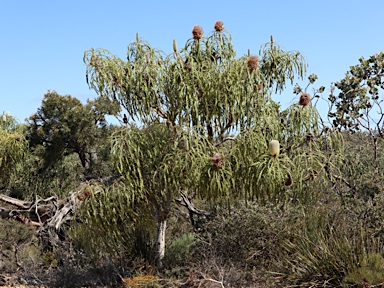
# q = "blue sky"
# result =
<box><xmin>1</xmin><ymin>0</ymin><xmax>383</xmax><ymax>123</ymax></box>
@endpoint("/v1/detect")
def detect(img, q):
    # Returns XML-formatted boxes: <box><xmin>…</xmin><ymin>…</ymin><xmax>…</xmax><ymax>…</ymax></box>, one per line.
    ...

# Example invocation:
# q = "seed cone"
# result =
<box><xmin>192</xmin><ymin>25</ymin><xmax>203</xmax><ymax>40</ymax></box>
<box><xmin>269</xmin><ymin>140</ymin><xmax>280</xmax><ymax>158</ymax></box>
<box><xmin>299</xmin><ymin>92</ymin><xmax>311</xmax><ymax>107</ymax></box>
<box><xmin>247</xmin><ymin>56</ymin><xmax>259</xmax><ymax>71</ymax></box>
<box><xmin>284</xmin><ymin>174</ymin><xmax>292</xmax><ymax>186</ymax></box>
<box><xmin>214</xmin><ymin>20</ymin><xmax>224</xmax><ymax>32</ymax></box>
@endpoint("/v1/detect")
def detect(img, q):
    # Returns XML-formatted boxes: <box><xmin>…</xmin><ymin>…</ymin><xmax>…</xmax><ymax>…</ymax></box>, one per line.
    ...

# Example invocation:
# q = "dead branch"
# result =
<box><xmin>176</xmin><ymin>191</ymin><xmax>209</xmax><ymax>217</ymax></box>
<box><xmin>175</xmin><ymin>191</ymin><xmax>209</xmax><ymax>229</ymax></box>
<box><xmin>0</xmin><ymin>194</ymin><xmax>32</xmax><ymax>209</ymax></box>
<box><xmin>0</xmin><ymin>183</ymin><xmax>100</xmax><ymax>249</ymax></box>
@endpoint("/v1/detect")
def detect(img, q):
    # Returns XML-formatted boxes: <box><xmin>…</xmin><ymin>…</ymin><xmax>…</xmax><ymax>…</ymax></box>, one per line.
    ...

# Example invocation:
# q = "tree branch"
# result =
<box><xmin>218</xmin><ymin>112</ymin><xmax>233</xmax><ymax>139</ymax></box>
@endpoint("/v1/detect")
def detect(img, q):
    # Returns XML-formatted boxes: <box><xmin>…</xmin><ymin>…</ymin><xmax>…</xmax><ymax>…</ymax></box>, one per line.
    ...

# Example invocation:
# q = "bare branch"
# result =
<box><xmin>214</xmin><ymin>136</ymin><xmax>236</xmax><ymax>147</ymax></box>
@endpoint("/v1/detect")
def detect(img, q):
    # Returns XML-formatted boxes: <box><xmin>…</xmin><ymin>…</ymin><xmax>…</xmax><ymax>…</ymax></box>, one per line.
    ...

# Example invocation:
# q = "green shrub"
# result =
<box><xmin>163</xmin><ymin>233</ymin><xmax>194</xmax><ymax>268</ymax></box>
<box><xmin>192</xmin><ymin>203</ymin><xmax>297</xmax><ymax>271</ymax></box>
<box><xmin>344</xmin><ymin>252</ymin><xmax>384</xmax><ymax>286</ymax></box>
<box><xmin>190</xmin><ymin>201</ymin><xmax>384</xmax><ymax>287</ymax></box>
<box><xmin>279</xmin><ymin>206</ymin><xmax>384</xmax><ymax>287</ymax></box>
<box><xmin>0</xmin><ymin>219</ymin><xmax>37</xmax><ymax>268</ymax></box>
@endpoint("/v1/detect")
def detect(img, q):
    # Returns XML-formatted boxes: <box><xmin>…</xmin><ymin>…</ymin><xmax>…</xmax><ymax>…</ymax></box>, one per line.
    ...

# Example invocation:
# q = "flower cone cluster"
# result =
<box><xmin>299</xmin><ymin>92</ymin><xmax>311</xmax><ymax>107</ymax></box>
<box><xmin>211</xmin><ymin>152</ymin><xmax>224</xmax><ymax>169</ymax></box>
<box><xmin>247</xmin><ymin>56</ymin><xmax>259</xmax><ymax>72</ymax></box>
<box><xmin>192</xmin><ymin>25</ymin><xmax>203</xmax><ymax>40</ymax></box>
<box><xmin>214</xmin><ymin>20</ymin><xmax>224</xmax><ymax>32</ymax></box>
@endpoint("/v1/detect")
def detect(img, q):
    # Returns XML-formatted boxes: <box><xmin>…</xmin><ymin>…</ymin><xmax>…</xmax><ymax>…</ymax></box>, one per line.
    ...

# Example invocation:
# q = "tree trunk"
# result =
<box><xmin>76</xmin><ymin>146</ymin><xmax>89</xmax><ymax>170</ymax></box>
<box><xmin>155</xmin><ymin>215</ymin><xmax>167</xmax><ymax>271</ymax></box>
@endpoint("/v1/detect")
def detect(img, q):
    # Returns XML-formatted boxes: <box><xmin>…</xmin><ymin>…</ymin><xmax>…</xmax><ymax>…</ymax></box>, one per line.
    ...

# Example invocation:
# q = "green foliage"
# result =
<box><xmin>192</xmin><ymin>201</ymin><xmax>384</xmax><ymax>287</ymax></box>
<box><xmin>328</xmin><ymin>52</ymin><xmax>384</xmax><ymax>133</ymax></box>
<box><xmin>228</xmin><ymin>104</ymin><xmax>343</xmax><ymax>205</ymax></box>
<box><xmin>27</xmin><ymin>90</ymin><xmax>119</xmax><ymax>174</ymax></box>
<box><xmin>72</xmin><ymin>182</ymin><xmax>156</xmax><ymax>261</ymax></box>
<box><xmin>193</xmin><ymin>204</ymin><xmax>290</xmax><ymax>268</ymax></box>
<box><xmin>0</xmin><ymin>126</ymin><xmax>27</xmax><ymax>185</ymax></box>
<box><xmin>0</xmin><ymin>112</ymin><xmax>19</xmax><ymax>131</ymax></box>
<box><xmin>111</xmin><ymin>124</ymin><xmax>210</xmax><ymax>209</ymax></box>
<box><xmin>339</xmin><ymin>132</ymin><xmax>384</xmax><ymax>200</ymax></box>
<box><xmin>0</xmin><ymin>218</ymin><xmax>35</xmax><ymax>249</ymax></box>
<box><xmin>85</xmin><ymin>25</ymin><xmax>306</xmax><ymax>139</ymax></box>
<box><xmin>259</xmin><ymin>35</ymin><xmax>307</xmax><ymax>93</ymax></box>
<box><xmin>2</xmin><ymin>94</ymin><xmax>119</xmax><ymax>199</ymax></box>
<box><xmin>8</xmin><ymin>152</ymin><xmax>84</xmax><ymax>199</ymax></box>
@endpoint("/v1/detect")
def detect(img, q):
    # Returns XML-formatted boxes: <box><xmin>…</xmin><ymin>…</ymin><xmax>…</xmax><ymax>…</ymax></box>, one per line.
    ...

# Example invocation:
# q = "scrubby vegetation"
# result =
<box><xmin>1</xmin><ymin>21</ymin><xmax>384</xmax><ymax>287</ymax></box>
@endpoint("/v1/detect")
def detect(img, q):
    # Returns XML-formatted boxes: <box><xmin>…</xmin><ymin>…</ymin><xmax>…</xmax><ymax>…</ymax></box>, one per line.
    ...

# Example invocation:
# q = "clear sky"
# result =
<box><xmin>1</xmin><ymin>0</ymin><xmax>383</xmax><ymax>123</ymax></box>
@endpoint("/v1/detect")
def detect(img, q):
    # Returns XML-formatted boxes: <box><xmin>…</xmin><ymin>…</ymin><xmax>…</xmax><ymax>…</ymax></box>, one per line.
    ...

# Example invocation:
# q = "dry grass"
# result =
<box><xmin>0</xmin><ymin>286</ymin><xmax>48</xmax><ymax>288</ymax></box>
<box><xmin>123</xmin><ymin>274</ymin><xmax>160</xmax><ymax>287</ymax></box>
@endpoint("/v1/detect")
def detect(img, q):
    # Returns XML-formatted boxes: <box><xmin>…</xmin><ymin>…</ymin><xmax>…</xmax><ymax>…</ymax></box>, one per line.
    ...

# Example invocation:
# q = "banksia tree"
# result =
<box><xmin>83</xmin><ymin>21</ymin><xmax>342</xmax><ymax>269</ymax></box>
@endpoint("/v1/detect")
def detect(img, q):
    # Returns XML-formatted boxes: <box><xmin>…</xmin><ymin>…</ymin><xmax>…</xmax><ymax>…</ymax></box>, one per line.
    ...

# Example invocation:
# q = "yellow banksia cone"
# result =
<box><xmin>2</xmin><ymin>114</ymin><xmax>6</xmax><ymax>122</ymax></box>
<box><xmin>269</xmin><ymin>140</ymin><xmax>280</xmax><ymax>158</ymax></box>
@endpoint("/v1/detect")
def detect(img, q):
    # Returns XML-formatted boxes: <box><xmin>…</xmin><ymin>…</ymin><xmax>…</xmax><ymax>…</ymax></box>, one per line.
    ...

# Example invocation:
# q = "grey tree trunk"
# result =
<box><xmin>155</xmin><ymin>216</ymin><xmax>167</xmax><ymax>271</ymax></box>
